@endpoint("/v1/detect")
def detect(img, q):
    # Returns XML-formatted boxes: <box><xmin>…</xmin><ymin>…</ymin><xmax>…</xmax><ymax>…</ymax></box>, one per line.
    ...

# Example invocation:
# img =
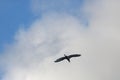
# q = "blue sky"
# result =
<box><xmin>0</xmin><ymin>0</ymin><xmax>36</xmax><ymax>53</ymax></box>
<box><xmin>0</xmin><ymin>0</ymin><xmax>85</xmax><ymax>53</ymax></box>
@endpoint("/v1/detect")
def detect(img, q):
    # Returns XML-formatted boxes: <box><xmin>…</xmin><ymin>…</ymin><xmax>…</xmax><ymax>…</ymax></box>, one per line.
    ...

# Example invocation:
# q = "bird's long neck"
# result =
<box><xmin>64</xmin><ymin>54</ymin><xmax>66</xmax><ymax>56</ymax></box>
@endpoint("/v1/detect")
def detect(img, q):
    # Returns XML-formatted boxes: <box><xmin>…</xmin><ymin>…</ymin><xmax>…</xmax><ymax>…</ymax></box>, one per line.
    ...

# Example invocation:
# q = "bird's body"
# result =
<box><xmin>54</xmin><ymin>54</ymin><xmax>81</xmax><ymax>63</ymax></box>
<box><xmin>64</xmin><ymin>54</ymin><xmax>70</xmax><ymax>62</ymax></box>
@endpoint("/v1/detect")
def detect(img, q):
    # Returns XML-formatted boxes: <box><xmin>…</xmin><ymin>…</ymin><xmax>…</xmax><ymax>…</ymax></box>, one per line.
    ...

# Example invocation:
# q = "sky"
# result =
<box><xmin>0</xmin><ymin>0</ymin><xmax>36</xmax><ymax>52</ymax></box>
<box><xmin>0</xmin><ymin>0</ymin><xmax>120</xmax><ymax>80</ymax></box>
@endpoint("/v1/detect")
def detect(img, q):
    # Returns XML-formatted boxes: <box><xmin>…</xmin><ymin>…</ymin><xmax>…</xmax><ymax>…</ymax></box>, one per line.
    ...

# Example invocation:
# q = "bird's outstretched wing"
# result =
<box><xmin>68</xmin><ymin>54</ymin><xmax>81</xmax><ymax>59</ymax></box>
<box><xmin>54</xmin><ymin>57</ymin><xmax>66</xmax><ymax>62</ymax></box>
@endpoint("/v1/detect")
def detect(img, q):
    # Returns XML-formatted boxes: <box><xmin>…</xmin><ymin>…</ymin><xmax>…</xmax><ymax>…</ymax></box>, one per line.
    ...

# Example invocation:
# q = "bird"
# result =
<box><xmin>54</xmin><ymin>54</ymin><xmax>81</xmax><ymax>63</ymax></box>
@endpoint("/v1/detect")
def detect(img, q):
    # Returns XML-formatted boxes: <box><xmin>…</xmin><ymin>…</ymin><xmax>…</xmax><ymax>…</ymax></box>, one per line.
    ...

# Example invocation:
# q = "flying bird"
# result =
<box><xmin>54</xmin><ymin>54</ymin><xmax>81</xmax><ymax>63</ymax></box>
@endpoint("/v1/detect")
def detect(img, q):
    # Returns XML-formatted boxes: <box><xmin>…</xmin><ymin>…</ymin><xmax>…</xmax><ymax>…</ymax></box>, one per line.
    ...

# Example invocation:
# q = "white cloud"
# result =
<box><xmin>0</xmin><ymin>0</ymin><xmax>120</xmax><ymax>80</ymax></box>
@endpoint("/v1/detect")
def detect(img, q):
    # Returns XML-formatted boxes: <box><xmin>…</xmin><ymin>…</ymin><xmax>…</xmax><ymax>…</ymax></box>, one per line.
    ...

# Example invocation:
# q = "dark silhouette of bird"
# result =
<box><xmin>54</xmin><ymin>54</ymin><xmax>81</xmax><ymax>63</ymax></box>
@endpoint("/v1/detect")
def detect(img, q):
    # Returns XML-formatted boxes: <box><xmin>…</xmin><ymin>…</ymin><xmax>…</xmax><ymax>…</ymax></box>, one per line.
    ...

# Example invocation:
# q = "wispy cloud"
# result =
<box><xmin>0</xmin><ymin>0</ymin><xmax>120</xmax><ymax>80</ymax></box>
<box><xmin>1</xmin><ymin>13</ymin><xmax>88</xmax><ymax>80</ymax></box>
<box><xmin>31</xmin><ymin>0</ymin><xmax>84</xmax><ymax>16</ymax></box>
